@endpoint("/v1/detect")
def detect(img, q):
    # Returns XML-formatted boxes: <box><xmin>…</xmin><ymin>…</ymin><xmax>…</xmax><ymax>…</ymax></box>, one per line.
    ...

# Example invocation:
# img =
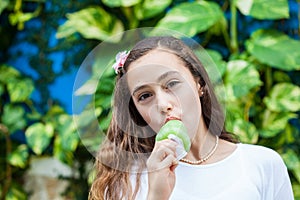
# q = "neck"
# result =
<box><xmin>186</xmin><ymin>118</ymin><xmax>217</xmax><ymax>161</ymax></box>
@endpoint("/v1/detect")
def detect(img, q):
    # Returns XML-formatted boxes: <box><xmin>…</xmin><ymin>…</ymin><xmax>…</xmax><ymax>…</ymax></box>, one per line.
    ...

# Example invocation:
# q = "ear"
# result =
<box><xmin>197</xmin><ymin>82</ymin><xmax>201</xmax><ymax>90</ymax></box>
<box><xmin>197</xmin><ymin>83</ymin><xmax>204</xmax><ymax>97</ymax></box>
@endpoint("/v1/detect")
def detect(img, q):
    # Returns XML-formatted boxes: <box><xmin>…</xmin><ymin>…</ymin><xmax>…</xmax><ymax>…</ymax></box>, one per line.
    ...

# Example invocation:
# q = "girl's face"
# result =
<box><xmin>127</xmin><ymin>49</ymin><xmax>202</xmax><ymax>138</ymax></box>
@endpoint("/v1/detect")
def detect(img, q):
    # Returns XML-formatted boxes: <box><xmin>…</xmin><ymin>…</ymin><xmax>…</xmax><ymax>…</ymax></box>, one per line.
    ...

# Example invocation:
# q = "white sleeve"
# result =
<box><xmin>274</xmin><ymin>166</ymin><xmax>294</xmax><ymax>200</ymax></box>
<box><xmin>263</xmin><ymin>148</ymin><xmax>294</xmax><ymax>200</ymax></box>
<box><xmin>246</xmin><ymin>145</ymin><xmax>294</xmax><ymax>199</ymax></box>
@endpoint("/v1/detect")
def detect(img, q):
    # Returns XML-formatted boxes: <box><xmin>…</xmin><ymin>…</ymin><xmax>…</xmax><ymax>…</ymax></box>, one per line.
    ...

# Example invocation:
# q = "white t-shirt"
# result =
<box><xmin>132</xmin><ymin>143</ymin><xmax>294</xmax><ymax>200</ymax></box>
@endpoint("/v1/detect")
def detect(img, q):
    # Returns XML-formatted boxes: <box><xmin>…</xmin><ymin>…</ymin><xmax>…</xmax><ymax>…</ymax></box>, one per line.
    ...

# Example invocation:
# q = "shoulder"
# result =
<box><xmin>238</xmin><ymin>143</ymin><xmax>280</xmax><ymax>156</ymax></box>
<box><xmin>238</xmin><ymin>143</ymin><xmax>282</xmax><ymax>159</ymax></box>
<box><xmin>237</xmin><ymin>144</ymin><xmax>289</xmax><ymax>185</ymax></box>
<box><xmin>237</xmin><ymin>143</ymin><xmax>286</xmax><ymax>169</ymax></box>
<box><xmin>237</xmin><ymin>144</ymin><xmax>293</xmax><ymax>199</ymax></box>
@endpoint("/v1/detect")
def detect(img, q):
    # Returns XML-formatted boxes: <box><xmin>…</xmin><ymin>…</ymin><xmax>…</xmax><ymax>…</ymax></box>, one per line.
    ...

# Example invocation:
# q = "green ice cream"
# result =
<box><xmin>155</xmin><ymin>120</ymin><xmax>191</xmax><ymax>152</ymax></box>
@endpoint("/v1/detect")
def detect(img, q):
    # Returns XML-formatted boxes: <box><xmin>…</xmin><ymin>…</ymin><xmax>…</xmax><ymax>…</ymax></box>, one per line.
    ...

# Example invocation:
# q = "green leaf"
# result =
<box><xmin>102</xmin><ymin>0</ymin><xmax>141</xmax><ymax>7</ymax></box>
<box><xmin>236</xmin><ymin>0</ymin><xmax>289</xmax><ymax>19</ymax></box>
<box><xmin>264</xmin><ymin>83</ymin><xmax>300</xmax><ymax>112</ymax></box>
<box><xmin>95</xmin><ymin>95</ymin><xmax>112</xmax><ymax>109</ymax></box>
<box><xmin>246</xmin><ymin>29</ymin><xmax>300</xmax><ymax>71</ymax></box>
<box><xmin>53</xmin><ymin>114</ymin><xmax>80</xmax><ymax>164</ymax></box>
<box><xmin>224</xmin><ymin>60</ymin><xmax>262</xmax><ymax>100</ymax></box>
<box><xmin>7</xmin><ymin>78</ymin><xmax>34</xmax><ymax>102</ymax></box>
<box><xmin>0</xmin><ymin>65</ymin><xmax>20</xmax><ymax>83</ymax></box>
<box><xmin>0</xmin><ymin>0</ymin><xmax>9</xmax><ymax>15</ymax></box>
<box><xmin>7</xmin><ymin>144</ymin><xmax>29</xmax><ymax>168</ymax></box>
<box><xmin>273</xmin><ymin>71</ymin><xmax>291</xmax><ymax>83</ymax></box>
<box><xmin>53</xmin><ymin>136</ymin><xmax>74</xmax><ymax>164</ymax></box>
<box><xmin>5</xmin><ymin>184</ymin><xmax>27</xmax><ymax>200</ymax></box>
<box><xmin>56</xmin><ymin>114</ymin><xmax>79</xmax><ymax>151</ymax></box>
<box><xmin>206</xmin><ymin>49</ymin><xmax>227</xmax><ymax>77</ymax></box>
<box><xmin>293</xmin><ymin>184</ymin><xmax>300</xmax><ymax>200</ymax></box>
<box><xmin>281</xmin><ymin>149</ymin><xmax>300</xmax><ymax>183</ymax></box>
<box><xmin>25</xmin><ymin>123</ymin><xmax>54</xmax><ymax>155</ymax></box>
<box><xmin>230</xmin><ymin>119</ymin><xmax>258</xmax><ymax>144</ymax></box>
<box><xmin>225</xmin><ymin>101</ymin><xmax>244</xmax><ymax>123</ymax></box>
<box><xmin>154</xmin><ymin>1</ymin><xmax>223</xmax><ymax>37</ymax></box>
<box><xmin>73</xmin><ymin>111</ymin><xmax>105</xmax><ymax>153</ymax></box>
<box><xmin>0</xmin><ymin>84</ymin><xmax>4</xmax><ymax>96</ymax></box>
<box><xmin>54</xmin><ymin>114</ymin><xmax>79</xmax><ymax>164</ymax></box>
<box><xmin>8</xmin><ymin>5</ymin><xmax>41</xmax><ymax>30</ymax></box>
<box><xmin>46</xmin><ymin>105</ymin><xmax>65</xmax><ymax>116</ymax></box>
<box><xmin>73</xmin><ymin>105</ymin><xmax>101</xmax><ymax>128</ymax></box>
<box><xmin>56</xmin><ymin>6</ymin><xmax>124</xmax><ymax>42</ymax></box>
<box><xmin>1</xmin><ymin>104</ymin><xmax>26</xmax><ymax>133</ymax></box>
<box><xmin>74</xmin><ymin>79</ymin><xmax>98</xmax><ymax>96</ymax></box>
<box><xmin>97</xmin><ymin>76</ymin><xmax>115</xmax><ymax>94</ymax></box>
<box><xmin>9</xmin><ymin>12</ymin><xmax>37</xmax><ymax>25</ymax></box>
<box><xmin>283</xmin><ymin>123</ymin><xmax>297</xmax><ymax>143</ymax></box>
<box><xmin>134</xmin><ymin>0</ymin><xmax>172</xmax><ymax>20</ymax></box>
<box><xmin>99</xmin><ymin>109</ymin><xmax>112</xmax><ymax>131</ymax></box>
<box><xmin>207</xmin><ymin>12</ymin><xmax>228</xmax><ymax>37</ymax></box>
<box><xmin>94</xmin><ymin>77</ymin><xmax>114</xmax><ymax>108</ymax></box>
<box><xmin>259</xmin><ymin>111</ymin><xmax>297</xmax><ymax>138</ymax></box>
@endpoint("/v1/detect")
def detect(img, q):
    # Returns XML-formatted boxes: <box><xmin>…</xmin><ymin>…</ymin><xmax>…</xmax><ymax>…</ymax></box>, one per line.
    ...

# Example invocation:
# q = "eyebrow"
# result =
<box><xmin>132</xmin><ymin>71</ymin><xmax>180</xmax><ymax>96</ymax></box>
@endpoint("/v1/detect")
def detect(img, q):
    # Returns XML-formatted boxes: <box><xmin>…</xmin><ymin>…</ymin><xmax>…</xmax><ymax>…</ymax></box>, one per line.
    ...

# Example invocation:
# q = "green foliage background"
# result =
<box><xmin>1</xmin><ymin>0</ymin><xmax>300</xmax><ymax>199</ymax></box>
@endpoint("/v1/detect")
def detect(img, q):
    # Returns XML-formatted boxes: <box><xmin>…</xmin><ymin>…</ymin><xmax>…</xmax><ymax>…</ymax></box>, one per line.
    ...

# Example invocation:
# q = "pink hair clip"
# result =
<box><xmin>112</xmin><ymin>51</ymin><xmax>130</xmax><ymax>74</ymax></box>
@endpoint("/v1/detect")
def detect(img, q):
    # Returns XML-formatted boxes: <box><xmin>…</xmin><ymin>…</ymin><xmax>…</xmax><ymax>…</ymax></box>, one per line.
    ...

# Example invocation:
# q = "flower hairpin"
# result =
<box><xmin>112</xmin><ymin>51</ymin><xmax>130</xmax><ymax>74</ymax></box>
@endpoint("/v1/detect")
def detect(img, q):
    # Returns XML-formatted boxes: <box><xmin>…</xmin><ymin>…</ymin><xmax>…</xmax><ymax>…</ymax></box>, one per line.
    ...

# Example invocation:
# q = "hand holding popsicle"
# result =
<box><xmin>146</xmin><ymin>120</ymin><xmax>191</xmax><ymax>200</ymax></box>
<box><xmin>155</xmin><ymin>120</ymin><xmax>191</xmax><ymax>160</ymax></box>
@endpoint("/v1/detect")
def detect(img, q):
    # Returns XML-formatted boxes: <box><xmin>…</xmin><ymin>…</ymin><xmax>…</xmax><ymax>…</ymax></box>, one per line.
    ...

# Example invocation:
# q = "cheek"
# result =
<box><xmin>134</xmin><ymin>102</ymin><xmax>162</xmax><ymax>132</ymax></box>
<box><xmin>178</xmin><ymin>84</ymin><xmax>201</xmax><ymax>112</ymax></box>
<box><xmin>184</xmin><ymin>98</ymin><xmax>201</xmax><ymax>123</ymax></box>
<box><xmin>135</xmin><ymin>104</ymin><xmax>157</xmax><ymax>131</ymax></box>
<box><xmin>179</xmin><ymin>87</ymin><xmax>202</xmax><ymax>135</ymax></box>
<box><xmin>135</xmin><ymin>105</ymin><xmax>150</xmax><ymax>123</ymax></box>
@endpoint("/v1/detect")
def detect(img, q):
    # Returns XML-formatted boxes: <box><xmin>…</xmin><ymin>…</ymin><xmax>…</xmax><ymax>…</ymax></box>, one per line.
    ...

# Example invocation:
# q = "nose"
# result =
<box><xmin>157</xmin><ymin>90</ymin><xmax>174</xmax><ymax>114</ymax></box>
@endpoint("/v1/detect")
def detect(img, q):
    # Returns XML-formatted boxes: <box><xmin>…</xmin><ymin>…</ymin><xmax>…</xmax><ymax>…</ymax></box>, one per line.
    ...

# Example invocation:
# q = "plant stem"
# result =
<box><xmin>219</xmin><ymin>0</ymin><xmax>231</xmax><ymax>53</ymax></box>
<box><xmin>0</xmin><ymin>124</ymin><xmax>11</xmax><ymax>200</ymax></box>
<box><xmin>230</xmin><ymin>0</ymin><xmax>238</xmax><ymax>53</ymax></box>
<box><xmin>222</xmin><ymin>23</ymin><xmax>231</xmax><ymax>52</ymax></box>
<box><xmin>244</xmin><ymin>87</ymin><xmax>259</xmax><ymax>122</ymax></box>
<box><xmin>122</xmin><ymin>7</ymin><xmax>139</xmax><ymax>29</ymax></box>
<box><xmin>244</xmin><ymin>95</ymin><xmax>252</xmax><ymax>122</ymax></box>
<box><xmin>265</xmin><ymin>66</ymin><xmax>272</xmax><ymax>94</ymax></box>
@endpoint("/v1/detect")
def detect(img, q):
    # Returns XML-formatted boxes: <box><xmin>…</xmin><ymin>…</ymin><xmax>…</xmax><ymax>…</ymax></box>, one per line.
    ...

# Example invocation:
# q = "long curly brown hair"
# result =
<box><xmin>89</xmin><ymin>36</ymin><xmax>238</xmax><ymax>200</ymax></box>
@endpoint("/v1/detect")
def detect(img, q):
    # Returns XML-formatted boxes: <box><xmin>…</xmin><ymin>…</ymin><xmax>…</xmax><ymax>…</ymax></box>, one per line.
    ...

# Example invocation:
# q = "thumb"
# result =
<box><xmin>160</xmin><ymin>154</ymin><xmax>178</xmax><ymax>170</ymax></box>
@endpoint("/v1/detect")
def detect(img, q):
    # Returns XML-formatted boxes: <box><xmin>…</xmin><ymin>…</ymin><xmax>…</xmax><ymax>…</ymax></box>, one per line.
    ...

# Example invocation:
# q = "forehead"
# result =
<box><xmin>130</xmin><ymin>49</ymin><xmax>183</xmax><ymax>69</ymax></box>
<box><xmin>126</xmin><ymin>49</ymin><xmax>194</xmax><ymax>91</ymax></box>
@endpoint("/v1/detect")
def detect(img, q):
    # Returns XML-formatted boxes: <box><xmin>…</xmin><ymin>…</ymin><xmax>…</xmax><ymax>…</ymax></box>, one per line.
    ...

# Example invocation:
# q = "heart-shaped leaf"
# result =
<box><xmin>246</xmin><ymin>29</ymin><xmax>300</xmax><ymax>71</ymax></box>
<box><xmin>25</xmin><ymin>123</ymin><xmax>54</xmax><ymax>155</ymax></box>
<box><xmin>264</xmin><ymin>83</ymin><xmax>300</xmax><ymax>112</ymax></box>
<box><xmin>236</xmin><ymin>0</ymin><xmax>289</xmax><ymax>19</ymax></box>
<box><xmin>154</xmin><ymin>1</ymin><xmax>223</xmax><ymax>37</ymax></box>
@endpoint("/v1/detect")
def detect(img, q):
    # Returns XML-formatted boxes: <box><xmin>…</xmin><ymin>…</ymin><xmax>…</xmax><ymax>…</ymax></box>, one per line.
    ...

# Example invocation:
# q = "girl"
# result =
<box><xmin>89</xmin><ymin>36</ymin><xmax>293</xmax><ymax>200</ymax></box>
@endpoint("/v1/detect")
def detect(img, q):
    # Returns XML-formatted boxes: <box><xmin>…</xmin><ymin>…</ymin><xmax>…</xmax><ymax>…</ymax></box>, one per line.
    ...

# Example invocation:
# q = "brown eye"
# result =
<box><xmin>138</xmin><ymin>93</ymin><xmax>153</xmax><ymax>102</ymax></box>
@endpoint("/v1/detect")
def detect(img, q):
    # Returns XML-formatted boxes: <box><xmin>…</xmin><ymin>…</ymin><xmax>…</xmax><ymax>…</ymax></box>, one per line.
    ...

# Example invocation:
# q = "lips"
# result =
<box><xmin>165</xmin><ymin>116</ymin><xmax>181</xmax><ymax>124</ymax></box>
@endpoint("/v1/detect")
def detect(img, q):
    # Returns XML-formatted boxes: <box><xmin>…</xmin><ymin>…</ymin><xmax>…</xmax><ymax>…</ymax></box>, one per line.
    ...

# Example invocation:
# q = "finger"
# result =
<box><xmin>154</xmin><ymin>147</ymin><xmax>175</xmax><ymax>162</ymax></box>
<box><xmin>147</xmin><ymin>148</ymin><xmax>177</xmax><ymax>171</ymax></box>
<box><xmin>160</xmin><ymin>154</ymin><xmax>178</xmax><ymax>170</ymax></box>
<box><xmin>170</xmin><ymin>159</ymin><xmax>179</xmax><ymax>172</ymax></box>
<box><xmin>154</xmin><ymin>139</ymin><xmax>178</xmax><ymax>154</ymax></box>
<box><xmin>156</xmin><ymin>139</ymin><xmax>178</xmax><ymax>148</ymax></box>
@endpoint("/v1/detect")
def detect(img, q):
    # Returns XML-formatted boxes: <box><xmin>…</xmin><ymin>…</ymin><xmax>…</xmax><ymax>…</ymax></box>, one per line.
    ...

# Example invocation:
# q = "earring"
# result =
<box><xmin>199</xmin><ymin>91</ymin><xmax>204</xmax><ymax>98</ymax></box>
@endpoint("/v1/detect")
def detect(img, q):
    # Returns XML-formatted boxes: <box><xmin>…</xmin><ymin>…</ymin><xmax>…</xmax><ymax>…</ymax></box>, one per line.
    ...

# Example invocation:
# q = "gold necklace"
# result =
<box><xmin>180</xmin><ymin>135</ymin><xmax>219</xmax><ymax>165</ymax></box>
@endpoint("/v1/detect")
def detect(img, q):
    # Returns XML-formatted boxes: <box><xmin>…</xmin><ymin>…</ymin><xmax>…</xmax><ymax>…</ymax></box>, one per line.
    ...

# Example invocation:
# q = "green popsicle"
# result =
<box><xmin>155</xmin><ymin>120</ymin><xmax>191</xmax><ymax>152</ymax></box>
